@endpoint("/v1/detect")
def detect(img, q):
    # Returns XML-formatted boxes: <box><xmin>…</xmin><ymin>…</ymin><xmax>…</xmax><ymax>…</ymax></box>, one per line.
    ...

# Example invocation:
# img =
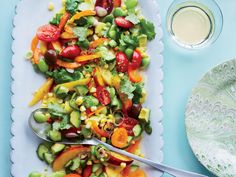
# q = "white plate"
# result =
<box><xmin>11</xmin><ymin>0</ymin><xmax>164</xmax><ymax>176</ymax></box>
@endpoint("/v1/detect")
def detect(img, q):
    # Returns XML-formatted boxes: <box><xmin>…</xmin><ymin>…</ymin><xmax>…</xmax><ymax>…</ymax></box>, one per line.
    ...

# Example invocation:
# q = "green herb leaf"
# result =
<box><xmin>50</xmin><ymin>13</ymin><xmax>63</xmax><ymax>25</ymax></box>
<box><xmin>132</xmin><ymin>83</ymin><xmax>144</xmax><ymax>103</ymax></box>
<box><xmin>140</xmin><ymin>19</ymin><xmax>156</xmax><ymax>40</ymax></box>
<box><xmin>125</xmin><ymin>13</ymin><xmax>140</xmax><ymax>25</ymax></box>
<box><xmin>120</xmin><ymin>77</ymin><xmax>136</xmax><ymax>99</ymax></box>
<box><xmin>73</xmin><ymin>27</ymin><xmax>88</xmax><ymax>41</ymax></box>
<box><xmin>66</xmin><ymin>0</ymin><xmax>83</xmax><ymax>14</ymax></box>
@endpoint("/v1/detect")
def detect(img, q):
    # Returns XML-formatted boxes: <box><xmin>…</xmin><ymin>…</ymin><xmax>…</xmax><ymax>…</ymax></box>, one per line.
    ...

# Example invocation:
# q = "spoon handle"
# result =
<box><xmin>96</xmin><ymin>139</ymin><xmax>208</xmax><ymax>177</ymax></box>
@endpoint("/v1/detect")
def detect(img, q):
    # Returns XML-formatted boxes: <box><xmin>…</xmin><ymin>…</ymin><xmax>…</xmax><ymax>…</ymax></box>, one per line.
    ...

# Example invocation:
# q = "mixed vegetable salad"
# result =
<box><xmin>27</xmin><ymin>0</ymin><xmax>156</xmax><ymax>176</ymax></box>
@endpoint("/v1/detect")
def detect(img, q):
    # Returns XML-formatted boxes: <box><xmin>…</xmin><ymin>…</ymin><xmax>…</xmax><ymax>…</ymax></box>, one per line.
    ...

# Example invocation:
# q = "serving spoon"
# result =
<box><xmin>29</xmin><ymin>108</ymin><xmax>208</xmax><ymax>177</ymax></box>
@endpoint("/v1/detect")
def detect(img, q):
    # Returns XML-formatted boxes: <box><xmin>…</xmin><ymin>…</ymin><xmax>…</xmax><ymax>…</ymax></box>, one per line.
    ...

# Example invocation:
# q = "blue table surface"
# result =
<box><xmin>1</xmin><ymin>0</ymin><xmax>236</xmax><ymax>176</ymax></box>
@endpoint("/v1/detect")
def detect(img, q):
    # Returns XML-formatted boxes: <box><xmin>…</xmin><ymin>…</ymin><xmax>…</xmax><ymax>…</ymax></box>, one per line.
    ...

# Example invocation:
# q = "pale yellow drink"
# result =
<box><xmin>171</xmin><ymin>6</ymin><xmax>212</xmax><ymax>46</ymax></box>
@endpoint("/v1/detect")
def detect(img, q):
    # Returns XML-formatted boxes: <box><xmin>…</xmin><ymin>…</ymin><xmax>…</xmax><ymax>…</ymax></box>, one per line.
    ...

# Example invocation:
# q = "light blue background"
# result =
<box><xmin>1</xmin><ymin>0</ymin><xmax>236</xmax><ymax>176</ymax></box>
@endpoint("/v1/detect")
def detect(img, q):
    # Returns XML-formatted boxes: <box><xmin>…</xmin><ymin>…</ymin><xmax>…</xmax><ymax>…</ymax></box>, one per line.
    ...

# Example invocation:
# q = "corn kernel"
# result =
<box><xmin>76</xmin><ymin>96</ymin><xmax>84</xmax><ymax>105</ymax></box>
<box><xmin>85</xmin><ymin>73</ymin><xmax>91</xmax><ymax>78</ymax></box>
<box><xmin>104</xmin><ymin>64</ymin><xmax>109</xmax><ymax>69</ymax></box>
<box><xmin>108</xmin><ymin>114</ymin><xmax>113</xmax><ymax>119</ymax></box>
<box><xmin>58</xmin><ymin>99</ymin><xmax>63</xmax><ymax>104</ymax></box>
<box><xmin>100</xmin><ymin>118</ymin><xmax>107</xmax><ymax>124</ymax></box>
<box><xmin>48</xmin><ymin>93</ymin><xmax>53</xmax><ymax>97</ymax></box>
<box><xmin>81</xmin><ymin>115</ymin><xmax>87</xmax><ymax>120</ymax></box>
<box><xmin>121</xmin><ymin>5</ymin><xmax>126</xmax><ymax>10</ymax></box>
<box><xmin>101</xmin><ymin>137</ymin><xmax>106</xmax><ymax>142</ymax></box>
<box><xmin>90</xmin><ymin>87</ymin><xmax>96</xmax><ymax>93</ymax></box>
<box><xmin>119</xmin><ymin>73</ymin><xmax>124</xmax><ymax>77</ymax></box>
<box><xmin>120</xmin><ymin>162</ymin><xmax>126</xmax><ymax>168</ymax></box>
<box><xmin>82</xmin><ymin>70</ymin><xmax>87</xmax><ymax>75</ymax></box>
<box><xmin>80</xmin><ymin>105</ymin><xmax>86</xmax><ymax>112</ymax></box>
<box><xmin>87</xmin><ymin>160</ymin><xmax>92</xmax><ymax>165</ymax></box>
<box><xmin>48</xmin><ymin>2</ymin><xmax>55</xmax><ymax>11</ymax></box>
<box><xmin>91</xmin><ymin>106</ymin><xmax>97</xmax><ymax>111</ymax></box>
<box><xmin>85</xmin><ymin>121</ymin><xmax>92</xmax><ymax>129</ymax></box>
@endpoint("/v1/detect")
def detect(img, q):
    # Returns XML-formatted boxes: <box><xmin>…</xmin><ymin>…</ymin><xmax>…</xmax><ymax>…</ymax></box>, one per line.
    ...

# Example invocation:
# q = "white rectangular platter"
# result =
<box><xmin>11</xmin><ymin>0</ymin><xmax>164</xmax><ymax>176</ymax></box>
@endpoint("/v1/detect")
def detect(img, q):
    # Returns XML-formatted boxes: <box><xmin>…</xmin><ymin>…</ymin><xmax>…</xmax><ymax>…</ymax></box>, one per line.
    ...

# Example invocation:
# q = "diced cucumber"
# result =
<box><xmin>92</xmin><ymin>164</ymin><xmax>103</xmax><ymax>173</ymax></box>
<box><xmin>48</xmin><ymin>171</ymin><xmax>66</xmax><ymax>177</ymax></box>
<box><xmin>130</xmin><ymin>164</ymin><xmax>139</xmax><ymax>172</ymax></box>
<box><xmin>113</xmin><ymin>7</ymin><xmax>127</xmax><ymax>17</ymax></box>
<box><xmin>48</xmin><ymin>130</ymin><xmax>62</xmax><ymax>142</ymax></box>
<box><xmin>51</xmin><ymin>143</ymin><xmax>65</xmax><ymax>154</ymax></box>
<box><xmin>132</xmin><ymin>124</ymin><xmax>142</xmax><ymax>137</ymax></box>
<box><xmin>37</xmin><ymin>143</ymin><xmax>49</xmax><ymax>160</ymax></box>
<box><xmin>98</xmin><ymin>172</ymin><xmax>108</xmax><ymax>177</ymax></box>
<box><xmin>128</xmin><ymin>136</ymin><xmax>133</xmax><ymax>143</ymax></box>
<box><xmin>95</xmin><ymin>168</ymin><xmax>103</xmax><ymax>176</ymax></box>
<box><xmin>70</xmin><ymin>111</ymin><xmax>81</xmax><ymax>128</ymax></box>
<box><xmin>43</xmin><ymin>152</ymin><xmax>55</xmax><ymax>165</ymax></box>
<box><xmin>33</xmin><ymin>111</ymin><xmax>48</xmax><ymax>123</ymax></box>
<box><xmin>138</xmin><ymin>34</ymin><xmax>147</xmax><ymax>47</ymax></box>
<box><xmin>28</xmin><ymin>172</ymin><xmax>42</xmax><ymax>177</ymax></box>
<box><xmin>83</xmin><ymin>96</ymin><xmax>99</xmax><ymax>108</ymax></box>
<box><xmin>138</xmin><ymin>108</ymin><xmax>150</xmax><ymax>122</ymax></box>
<box><xmin>102</xmin><ymin>14</ymin><xmax>114</xmax><ymax>23</ymax></box>
<box><xmin>108</xmin><ymin>40</ymin><xmax>117</xmax><ymax>47</ymax></box>
<box><xmin>81</xmin><ymin>126</ymin><xmax>92</xmax><ymax>139</ymax></box>
<box><xmin>111</xmin><ymin>96</ymin><xmax>122</xmax><ymax>110</ymax></box>
<box><xmin>70</xmin><ymin>157</ymin><xmax>81</xmax><ymax>171</ymax></box>
<box><xmin>54</xmin><ymin>85</ymin><xmax>69</xmax><ymax>99</ymax></box>
<box><xmin>75</xmin><ymin>85</ymin><xmax>89</xmax><ymax>96</ymax></box>
<box><xmin>106</xmin><ymin>87</ymin><xmax>116</xmax><ymax>98</ymax></box>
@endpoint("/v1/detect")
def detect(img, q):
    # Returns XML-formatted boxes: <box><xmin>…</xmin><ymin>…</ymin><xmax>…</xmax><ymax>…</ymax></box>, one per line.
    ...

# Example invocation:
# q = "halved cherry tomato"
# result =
<box><xmin>118</xmin><ymin>117</ymin><xmax>138</xmax><ymax>136</ymax></box>
<box><xmin>96</xmin><ymin>86</ymin><xmax>111</xmax><ymax>105</ymax></box>
<box><xmin>113</xmin><ymin>0</ymin><xmax>121</xmax><ymax>7</ymax></box>
<box><xmin>130</xmin><ymin>50</ymin><xmax>142</xmax><ymax>69</ymax></box>
<box><xmin>116</xmin><ymin>52</ymin><xmax>129</xmax><ymax>73</ymax></box>
<box><xmin>111</xmin><ymin>127</ymin><xmax>128</xmax><ymax>148</ymax></box>
<box><xmin>83</xmin><ymin>165</ymin><xmax>92</xmax><ymax>177</ymax></box>
<box><xmin>36</xmin><ymin>24</ymin><xmax>60</xmax><ymax>42</ymax></box>
<box><xmin>115</xmin><ymin>17</ymin><xmax>134</xmax><ymax>29</ymax></box>
<box><xmin>60</xmin><ymin>46</ymin><xmax>81</xmax><ymax>59</ymax></box>
<box><xmin>95</xmin><ymin>0</ymin><xmax>113</xmax><ymax>14</ymax></box>
<box><xmin>128</xmin><ymin>65</ymin><xmax>142</xmax><ymax>83</ymax></box>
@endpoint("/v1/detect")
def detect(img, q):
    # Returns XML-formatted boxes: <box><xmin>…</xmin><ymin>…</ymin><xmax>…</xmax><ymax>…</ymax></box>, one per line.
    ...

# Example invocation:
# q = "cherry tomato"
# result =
<box><xmin>60</xmin><ymin>45</ymin><xmax>81</xmax><ymax>59</ymax></box>
<box><xmin>36</xmin><ymin>24</ymin><xmax>60</xmax><ymax>42</ymax></box>
<box><xmin>113</xmin><ymin>0</ymin><xmax>121</xmax><ymax>7</ymax></box>
<box><xmin>118</xmin><ymin>117</ymin><xmax>139</xmax><ymax>136</ymax></box>
<box><xmin>128</xmin><ymin>65</ymin><xmax>142</xmax><ymax>83</ymax></box>
<box><xmin>95</xmin><ymin>0</ymin><xmax>113</xmax><ymax>14</ymax></box>
<box><xmin>96</xmin><ymin>86</ymin><xmax>111</xmax><ymax>105</ymax></box>
<box><xmin>115</xmin><ymin>17</ymin><xmax>134</xmax><ymax>29</ymax></box>
<box><xmin>130</xmin><ymin>50</ymin><xmax>142</xmax><ymax>69</ymax></box>
<box><xmin>83</xmin><ymin>165</ymin><xmax>92</xmax><ymax>177</ymax></box>
<box><xmin>116</xmin><ymin>52</ymin><xmax>129</xmax><ymax>73</ymax></box>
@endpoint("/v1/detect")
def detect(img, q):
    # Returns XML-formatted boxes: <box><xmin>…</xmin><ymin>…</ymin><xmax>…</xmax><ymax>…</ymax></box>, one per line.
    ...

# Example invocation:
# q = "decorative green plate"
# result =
<box><xmin>185</xmin><ymin>59</ymin><xmax>236</xmax><ymax>177</ymax></box>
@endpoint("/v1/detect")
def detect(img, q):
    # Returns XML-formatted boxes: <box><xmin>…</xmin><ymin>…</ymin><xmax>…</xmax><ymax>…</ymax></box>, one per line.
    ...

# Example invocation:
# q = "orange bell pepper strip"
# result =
<box><xmin>64</xmin><ymin>25</ymin><xmax>74</xmax><ymax>34</ymax></box>
<box><xmin>39</xmin><ymin>41</ymin><xmax>47</xmax><ymax>54</ymax></box>
<box><xmin>64</xmin><ymin>174</ymin><xmax>82</xmax><ymax>177</ymax></box>
<box><xmin>89</xmin><ymin>38</ymin><xmax>109</xmax><ymax>48</ymax></box>
<box><xmin>111</xmin><ymin>127</ymin><xmax>129</xmax><ymax>148</ymax></box>
<box><xmin>88</xmin><ymin>106</ymin><xmax>106</xmax><ymax>117</ymax></box>
<box><xmin>128</xmin><ymin>66</ymin><xmax>142</xmax><ymax>83</ymax></box>
<box><xmin>29</xmin><ymin>78</ymin><xmax>54</xmax><ymax>106</ymax></box>
<box><xmin>51</xmin><ymin>41</ymin><xmax>62</xmax><ymax>52</ymax></box>
<box><xmin>60</xmin><ymin>32</ymin><xmax>76</xmax><ymax>39</ymax></box>
<box><xmin>74</xmin><ymin>53</ymin><xmax>101</xmax><ymax>63</ymax></box>
<box><xmin>59</xmin><ymin>12</ymin><xmax>71</xmax><ymax>31</ymax></box>
<box><xmin>68</xmin><ymin>10</ymin><xmax>96</xmax><ymax>24</ymax></box>
<box><xmin>56</xmin><ymin>77</ymin><xmax>91</xmax><ymax>90</ymax></box>
<box><xmin>91</xmin><ymin>121</ymin><xmax>110</xmax><ymax>138</ymax></box>
<box><xmin>33</xmin><ymin>48</ymin><xmax>41</xmax><ymax>64</ymax></box>
<box><xmin>31</xmin><ymin>35</ymin><xmax>39</xmax><ymax>53</ymax></box>
<box><xmin>56</xmin><ymin>59</ymin><xmax>81</xmax><ymax>69</ymax></box>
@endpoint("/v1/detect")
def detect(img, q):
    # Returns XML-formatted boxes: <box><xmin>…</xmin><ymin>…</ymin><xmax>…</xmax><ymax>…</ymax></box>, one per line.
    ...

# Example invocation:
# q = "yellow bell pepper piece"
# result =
<box><xmin>60</xmin><ymin>32</ymin><xmax>76</xmax><ymax>39</ymax></box>
<box><xmin>75</xmin><ymin>53</ymin><xmax>101</xmax><ymax>63</ymax></box>
<box><xmin>68</xmin><ymin>10</ymin><xmax>96</xmax><ymax>24</ymax></box>
<box><xmin>39</xmin><ymin>41</ymin><xmax>47</xmax><ymax>54</ymax></box>
<box><xmin>57</xmin><ymin>77</ymin><xmax>91</xmax><ymax>90</ymax></box>
<box><xmin>111</xmin><ymin>75</ymin><xmax>121</xmax><ymax>90</ymax></box>
<box><xmin>29</xmin><ymin>78</ymin><xmax>54</xmax><ymax>106</ymax></box>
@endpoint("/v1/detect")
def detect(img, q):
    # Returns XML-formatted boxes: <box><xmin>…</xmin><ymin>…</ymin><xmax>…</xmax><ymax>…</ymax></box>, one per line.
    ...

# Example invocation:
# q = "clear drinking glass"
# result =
<box><xmin>167</xmin><ymin>0</ymin><xmax>223</xmax><ymax>49</ymax></box>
